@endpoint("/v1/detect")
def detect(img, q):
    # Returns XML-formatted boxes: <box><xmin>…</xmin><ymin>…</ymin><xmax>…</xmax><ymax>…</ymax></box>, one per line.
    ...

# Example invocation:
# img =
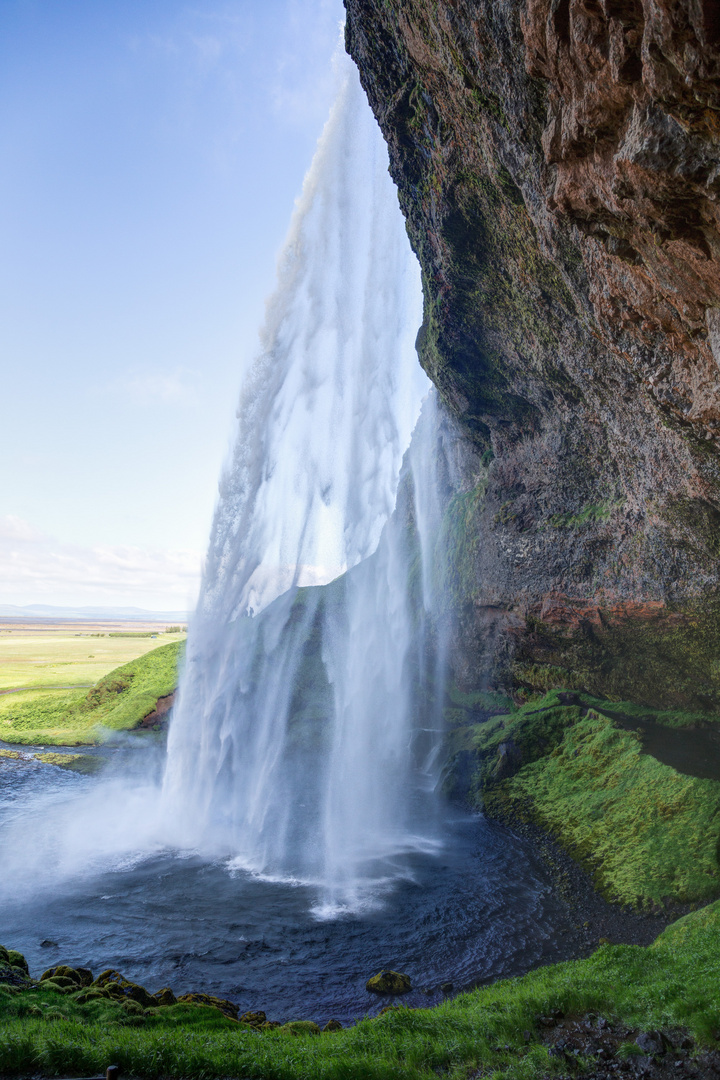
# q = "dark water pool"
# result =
<box><xmin>0</xmin><ymin>754</ymin><xmax>582</xmax><ymax>1026</ymax></box>
<box><xmin>609</xmin><ymin>714</ymin><xmax>720</xmax><ymax>782</ymax></box>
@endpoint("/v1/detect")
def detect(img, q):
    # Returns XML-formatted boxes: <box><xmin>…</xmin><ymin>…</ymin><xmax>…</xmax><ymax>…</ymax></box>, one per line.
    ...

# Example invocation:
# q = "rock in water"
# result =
<box><xmin>366</xmin><ymin>970</ymin><xmax>412</xmax><ymax>994</ymax></box>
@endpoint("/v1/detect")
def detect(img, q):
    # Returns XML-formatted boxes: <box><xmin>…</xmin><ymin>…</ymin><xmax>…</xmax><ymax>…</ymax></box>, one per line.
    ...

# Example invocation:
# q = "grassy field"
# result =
<box><xmin>0</xmin><ymin>624</ymin><xmax>186</xmax><ymax>692</ymax></box>
<box><xmin>0</xmin><ymin>641</ymin><xmax>184</xmax><ymax>746</ymax></box>
<box><xmin>0</xmin><ymin>900</ymin><xmax>718</xmax><ymax>1079</ymax></box>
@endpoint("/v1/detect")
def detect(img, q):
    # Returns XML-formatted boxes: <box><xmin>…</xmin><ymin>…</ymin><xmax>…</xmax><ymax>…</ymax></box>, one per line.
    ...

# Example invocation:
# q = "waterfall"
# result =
<box><xmin>161</xmin><ymin>55</ymin><xmax>442</xmax><ymax>912</ymax></box>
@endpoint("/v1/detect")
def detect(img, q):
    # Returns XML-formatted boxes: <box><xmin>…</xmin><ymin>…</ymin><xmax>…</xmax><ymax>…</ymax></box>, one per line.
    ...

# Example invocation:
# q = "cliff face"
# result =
<box><xmin>345</xmin><ymin>0</ymin><xmax>720</xmax><ymax>709</ymax></box>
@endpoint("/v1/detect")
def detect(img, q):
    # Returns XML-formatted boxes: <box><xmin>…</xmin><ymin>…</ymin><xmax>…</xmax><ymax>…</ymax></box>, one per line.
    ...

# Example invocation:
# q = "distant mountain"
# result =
<box><xmin>0</xmin><ymin>604</ymin><xmax>189</xmax><ymax>622</ymax></box>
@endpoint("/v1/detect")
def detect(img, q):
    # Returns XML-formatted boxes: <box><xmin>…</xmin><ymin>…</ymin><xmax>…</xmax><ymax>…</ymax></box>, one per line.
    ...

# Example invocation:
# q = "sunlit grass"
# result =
<box><xmin>0</xmin><ymin>631</ymin><xmax>186</xmax><ymax>692</ymax></box>
<box><xmin>0</xmin><ymin>642</ymin><xmax>183</xmax><ymax>746</ymax></box>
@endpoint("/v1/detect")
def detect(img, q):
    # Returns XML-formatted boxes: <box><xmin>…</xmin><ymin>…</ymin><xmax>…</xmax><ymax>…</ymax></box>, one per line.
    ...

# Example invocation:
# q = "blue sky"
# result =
<box><xmin>0</xmin><ymin>0</ymin><xmax>345</xmax><ymax>610</ymax></box>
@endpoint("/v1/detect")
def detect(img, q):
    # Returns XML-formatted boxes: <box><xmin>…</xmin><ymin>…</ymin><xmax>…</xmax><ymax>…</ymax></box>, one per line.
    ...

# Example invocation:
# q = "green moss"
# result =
<box><xmin>544</xmin><ymin>500</ymin><xmax>622</xmax><ymax>528</ymax></box>
<box><xmin>34</xmin><ymin>753</ymin><xmax>103</xmax><ymax>775</ymax></box>
<box><xmin>472</xmin><ymin>693</ymin><xmax>720</xmax><ymax>907</ymax></box>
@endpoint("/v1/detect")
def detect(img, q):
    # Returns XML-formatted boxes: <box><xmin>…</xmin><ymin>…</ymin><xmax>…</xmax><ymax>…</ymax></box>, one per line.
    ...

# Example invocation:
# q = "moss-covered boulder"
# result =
<box><xmin>239</xmin><ymin>1009</ymin><xmax>266</xmax><ymax>1027</ymax></box>
<box><xmin>323</xmin><ymin>1018</ymin><xmax>343</xmax><ymax>1031</ymax></box>
<box><xmin>6</xmin><ymin>951</ymin><xmax>28</xmax><ymax>975</ymax></box>
<box><xmin>366</xmin><ymin>970</ymin><xmax>412</xmax><ymax>994</ymax></box>
<box><xmin>38</xmin><ymin>979</ymin><xmax>75</xmax><ymax>994</ymax></box>
<box><xmin>177</xmin><ymin>992</ymin><xmax>238</xmax><ymax>1019</ymax></box>
<box><xmin>93</xmin><ymin>969</ymin><xmax>158</xmax><ymax>1007</ymax></box>
<box><xmin>278</xmin><ymin>1020</ymin><xmax>321</xmax><ymax>1036</ymax></box>
<box><xmin>155</xmin><ymin>987</ymin><xmax>176</xmax><ymax>1006</ymax></box>
<box><xmin>40</xmin><ymin>965</ymin><xmax>92</xmax><ymax>987</ymax></box>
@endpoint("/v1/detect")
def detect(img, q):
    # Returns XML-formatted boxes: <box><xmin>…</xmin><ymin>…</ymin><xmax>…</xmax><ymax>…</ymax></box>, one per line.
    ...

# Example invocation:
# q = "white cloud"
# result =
<box><xmin>0</xmin><ymin>516</ymin><xmax>202</xmax><ymax>611</ymax></box>
<box><xmin>96</xmin><ymin>371</ymin><xmax>199</xmax><ymax>408</ymax></box>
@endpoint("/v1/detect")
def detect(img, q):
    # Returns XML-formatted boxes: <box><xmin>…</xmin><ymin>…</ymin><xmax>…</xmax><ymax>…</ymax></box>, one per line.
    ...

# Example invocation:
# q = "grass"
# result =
<box><xmin>0</xmin><ymin>900</ymin><xmax>719</xmax><ymax>1079</ymax></box>
<box><xmin>0</xmin><ymin>641</ymin><xmax>183</xmax><ymax>745</ymax></box>
<box><xmin>466</xmin><ymin>691</ymin><xmax>720</xmax><ymax>908</ymax></box>
<box><xmin>0</xmin><ymin>628</ymin><xmax>186</xmax><ymax>692</ymax></box>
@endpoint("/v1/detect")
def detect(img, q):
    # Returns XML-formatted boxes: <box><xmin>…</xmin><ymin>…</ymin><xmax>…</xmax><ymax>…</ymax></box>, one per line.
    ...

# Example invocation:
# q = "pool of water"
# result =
<box><xmin>0</xmin><ymin>753</ymin><xmax>582</xmax><ymax>1026</ymax></box>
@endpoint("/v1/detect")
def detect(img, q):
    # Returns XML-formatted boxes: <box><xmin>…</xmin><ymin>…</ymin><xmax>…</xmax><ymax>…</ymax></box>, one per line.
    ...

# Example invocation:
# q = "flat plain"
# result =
<box><xmin>0</xmin><ymin>619</ymin><xmax>186</xmax><ymax>693</ymax></box>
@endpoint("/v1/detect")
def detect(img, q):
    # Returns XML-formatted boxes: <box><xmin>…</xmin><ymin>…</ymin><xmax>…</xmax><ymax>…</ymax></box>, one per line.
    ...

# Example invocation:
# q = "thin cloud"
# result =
<box><xmin>98</xmin><ymin>371</ymin><xmax>199</xmax><ymax>407</ymax></box>
<box><xmin>0</xmin><ymin>516</ymin><xmax>202</xmax><ymax>610</ymax></box>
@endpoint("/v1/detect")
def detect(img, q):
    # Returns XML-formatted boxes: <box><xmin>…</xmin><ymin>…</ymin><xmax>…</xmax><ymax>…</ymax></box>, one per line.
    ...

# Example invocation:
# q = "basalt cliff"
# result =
<box><xmin>345</xmin><ymin>0</ymin><xmax>720</xmax><ymax>712</ymax></box>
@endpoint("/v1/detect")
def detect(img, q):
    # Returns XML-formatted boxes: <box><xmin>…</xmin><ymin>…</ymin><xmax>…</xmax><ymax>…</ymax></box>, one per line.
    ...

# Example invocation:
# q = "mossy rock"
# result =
<box><xmin>0</xmin><ymin>947</ymin><xmax>9</xmax><ymax>964</ymax></box>
<box><xmin>6</xmin><ymin>951</ymin><xmax>28</xmax><ymax>974</ymax></box>
<box><xmin>121</xmin><ymin>999</ymin><xmax>145</xmax><ymax>1016</ymax></box>
<box><xmin>239</xmin><ymin>1009</ymin><xmax>266</xmax><ymax>1027</ymax></box>
<box><xmin>323</xmin><ymin>1018</ymin><xmax>343</xmax><ymax>1031</ymax></box>
<box><xmin>38</xmin><ymin>978</ymin><xmax>75</xmax><ymax>994</ymax></box>
<box><xmin>40</xmin><ymin>976</ymin><xmax>76</xmax><ymax>989</ymax></box>
<box><xmin>74</xmin><ymin>989</ymin><xmax>108</xmax><ymax>1004</ymax></box>
<box><xmin>366</xmin><ymin>970</ymin><xmax>412</xmax><ymax>994</ymax></box>
<box><xmin>93</xmin><ymin>968</ymin><xmax>157</xmax><ymax>1007</ymax></box>
<box><xmin>40</xmin><ymin>965</ymin><xmax>91</xmax><ymax>987</ymax></box>
<box><xmin>278</xmin><ymin>1020</ymin><xmax>321</xmax><ymax>1036</ymax></box>
<box><xmin>155</xmin><ymin>987</ymin><xmax>176</xmax><ymax>1006</ymax></box>
<box><xmin>177</xmin><ymin>992</ymin><xmax>238</xmax><ymax>1019</ymax></box>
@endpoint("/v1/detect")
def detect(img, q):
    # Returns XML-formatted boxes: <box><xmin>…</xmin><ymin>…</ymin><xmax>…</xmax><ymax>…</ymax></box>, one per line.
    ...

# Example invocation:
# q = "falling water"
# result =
<box><xmin>161</xmin><ymin>55</ymin><xmax>442</xmax><ymax>911</ymax></box>
<box><xmin>0</xmin><ymin>55</ymin><xmax>584</xmax><ymax>1007</ymax></box>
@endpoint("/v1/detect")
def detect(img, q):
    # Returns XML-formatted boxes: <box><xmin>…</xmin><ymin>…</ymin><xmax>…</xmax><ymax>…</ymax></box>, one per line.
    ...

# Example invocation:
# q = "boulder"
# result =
<box><xmin>92</xmin><ymin>969</ymin><xmax>157</xmax><ymax>1007</ymax></box>
<box><xmin>40</xmin><ymin>965</ymin><xmax>91</xmax><ymax>987</ymax></box>
<box><xmin>177</xmin><ymin>992</ymin><xmax>238</xmax><ymax>1019</ymax></box>
<box><xmin>323</xmin><ymin>1019</ymin><xmax>343</xmax><ymax>1032</ymax></box>
<box><xmin>155</xmin><ymin>987</ymin><xmax>177</xmax><ymax>1006</ymax></box>
<box><xmin>240</xmin><ymin>1010</ymin><xmax>266</xmax><ymax>1028</ymax></box>
<box><xmin>366</xmin><ymin>970</ymin><xmax>412</xmax><ymax>994</ymax></box>
<box><xmin>6</xmin><ymin>950</ymin><xmax>28</xmax><ymax>974</ymax></box>
<box><xmin>278</xmin><ymin>1020</ymin><xmax>321</xmax><ymax>1036</ymax></box>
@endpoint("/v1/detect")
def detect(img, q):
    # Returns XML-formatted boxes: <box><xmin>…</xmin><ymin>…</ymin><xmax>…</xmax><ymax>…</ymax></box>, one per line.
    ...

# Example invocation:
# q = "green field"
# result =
<box><xmin>0</xmin><ymin>627</ymin><xmax>186</xmax><ymax>692</ymax></box>
<box><xmin>0</xmin><ymin>641</ymin><xmax>184</xmax><ymax>746</ymax></box>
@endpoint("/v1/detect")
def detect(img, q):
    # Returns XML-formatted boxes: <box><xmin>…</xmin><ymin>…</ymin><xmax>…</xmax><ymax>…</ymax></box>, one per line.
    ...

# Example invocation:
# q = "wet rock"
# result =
<box><xmin>366</xmin><ymin>970</ymin><xmax>412</xmax><ymax>994</ymax></box>
<box><xmin>323</xmin><ymin>1019</ymin><xmax>343</xmax><ymax>1032</ymax></box>
<box><xmin>39</xmin><ymin>940</ymin><xmax>58</xmax><ymax>949</ymax></box>
<box><xmin>441</xmin><ymin>982</ymin><xmax>454</xmax><ymax>994</ymax></box>
<box><xmin>494</xmin><ymin>740</ymin><xmax>522</xmax><ymax>780</ymax></box>
<box><xmin>636</xmin><ymin>1031</ymin><xmax>668</xmax><ymax>1056</ymax></box>
<box><xmin>155</xmin><ymin>987</ymin><xmax>177</xmax><ymax>1007</ymax></box>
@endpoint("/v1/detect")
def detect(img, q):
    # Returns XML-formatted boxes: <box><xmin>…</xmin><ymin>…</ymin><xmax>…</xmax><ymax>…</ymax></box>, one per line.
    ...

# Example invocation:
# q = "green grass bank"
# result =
<box><xmin>446</xmin><ymin>689</ymin><xmax>720</xmax><ymax>909</ymax></box>
<box><xmin>0</xmin><ymin>640</ymin><xmax>183</xmax><ymax>746</ymax></box>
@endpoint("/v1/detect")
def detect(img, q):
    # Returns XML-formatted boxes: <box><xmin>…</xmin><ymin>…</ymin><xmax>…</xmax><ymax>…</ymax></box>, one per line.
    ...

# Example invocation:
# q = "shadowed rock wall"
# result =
<box><xmin>344</xmin><ymin>0</ymin><xmax>720</xmax><ymax>708</ymax></box>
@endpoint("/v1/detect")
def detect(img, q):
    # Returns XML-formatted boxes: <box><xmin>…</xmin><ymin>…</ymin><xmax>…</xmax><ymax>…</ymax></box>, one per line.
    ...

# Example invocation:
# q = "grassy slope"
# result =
<box><xmin>462</xmin><ymin>691</ymin><xmax>720</xmax><ymax>908</ymax></box>
<box><xmin>0</xmin><ymin>641</ymin><xmax>183</xmax><ymax>745</ymax></box>
<box><xmin>1</xmin><ymin>901</ymin><xmax>719</xmax><ymax>1079</ymax></box>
